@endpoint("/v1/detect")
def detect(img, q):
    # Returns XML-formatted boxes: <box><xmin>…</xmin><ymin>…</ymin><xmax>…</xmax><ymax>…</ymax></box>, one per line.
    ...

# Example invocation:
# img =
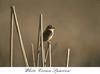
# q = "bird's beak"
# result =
<box><xmin>52</xmin><ymin>26</ymin><xmax>55</xmax><ymax>29</ymax></box>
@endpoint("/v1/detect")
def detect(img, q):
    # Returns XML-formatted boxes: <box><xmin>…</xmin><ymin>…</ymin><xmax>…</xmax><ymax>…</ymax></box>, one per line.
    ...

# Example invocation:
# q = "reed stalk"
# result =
<box><xmin>10</xmin><ymin>7</ymin><xmax>14</xmax><ymax>67</ymax></box>
<box><xmin>40</xmin><ymin>14</ymin><xmax>45</xmax><ymax>67</ymax></box>
<box><xmin>66</xmin><ymin>48</ymin><xmax>70</xmax><ymax>67</ymax></box>
<box><xmin>31</xmin><ymin>43</ymin><xmax>35</xmax><ymax>67</ymax></box>
<box><xmin>11</xmin><ymin>6</ymin><xmax>29</xmax><ymax>67</ymax></box>
<box><xmin>48</xmin><ymin>41</ymin><xmax>52</xmax><ymax>67</ymax></box>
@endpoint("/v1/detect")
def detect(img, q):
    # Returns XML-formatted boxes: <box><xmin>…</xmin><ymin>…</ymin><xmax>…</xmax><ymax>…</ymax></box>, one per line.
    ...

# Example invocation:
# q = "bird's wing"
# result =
<box><xmin>43</xmin><ymin>30</ymin><xmax>52</xmax><ymax>41</ymax></box>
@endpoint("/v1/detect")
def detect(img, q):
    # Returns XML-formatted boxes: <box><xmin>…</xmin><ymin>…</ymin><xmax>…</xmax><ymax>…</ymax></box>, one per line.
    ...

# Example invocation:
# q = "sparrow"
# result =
<box><xmin>43</xmin><ymin>25</ymin><xmax>55</xmax><ymax>42</ymax></box>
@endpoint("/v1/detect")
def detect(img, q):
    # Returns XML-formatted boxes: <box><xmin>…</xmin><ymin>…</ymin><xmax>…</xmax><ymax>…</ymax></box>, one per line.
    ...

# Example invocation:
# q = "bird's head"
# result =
<box><xmin>46</xmin><ymin>25</ymin><xmax>55</xmax><ymax>31</ymax></box>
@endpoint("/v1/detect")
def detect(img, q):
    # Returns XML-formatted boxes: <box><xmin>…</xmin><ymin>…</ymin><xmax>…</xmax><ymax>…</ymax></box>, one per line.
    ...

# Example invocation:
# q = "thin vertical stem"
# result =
<box><xmin>10</xmin><ymin>7</ymin><xmax>14</xmax><ymax>67</ymax></box>
<box><xmin>37</xmin><ymin>49</ymin><xmax>40</xmax><ymax>67</ymax></box>
<box><xmin>36</xmin><ymin>18</ymin><xmax>41</xmax><ymax>67</ymax></box>
<box><xmin>45</xmin><ymin>49</ymin><xmax>49</xmax><ymax>64</ymax></box>
<box><xmin>40</xmin><ymin>14</ymin><xmax>45</xmax><ymax>67</ymax></box>
<box><xmin>48</xmin><ymin>41</ymin><xmax>52</xmax><ymax>67</ymax></box>
<box><xmin>31</xmin><ymin>43</ymin><xmax>35</xmax><ymax>67</ymax></box>
<box><xmin>66</xmin><ymin>48</ymin><xmax>70</xmax><ymax>67</ymax></box>
<box><xmin>11</xmin><ymin>6</ymin><xmax>29</xmax><ymax>67</ymax></box>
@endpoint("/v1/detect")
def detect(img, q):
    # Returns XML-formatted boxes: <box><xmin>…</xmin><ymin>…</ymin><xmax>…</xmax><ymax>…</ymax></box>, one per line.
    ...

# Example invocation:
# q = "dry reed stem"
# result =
<box><xmin>36</xmin><ymin>17</ymin><xmax>41</xmax><ymax>67</ymax></box>
<box><xmin>10</xmin><ymin>7</ymin><xmax>14</xmax><ymax>67</ymax></box>
<box><xmin>11</xmin><ymin>6</ymin><xmax>29</xmax><ymax>67</ymax></box>
<box><xmin>40</xmin><ymin>14</ymin><xmax>45</xmax><ymax>67</ymax></box>
<box><xmin>66</xmin><ymin>48</ymin><xmax>70</xmax><ymax>67</ymax></box>
<box><xmin>31</xmin><ymin>43</ymin><xmax>36</xmax><ymax>67</ymax></box>
<box><xmin>48</xmin><ymin>41</ymin><xmax>52</xmax><ymax>67</ymax></box>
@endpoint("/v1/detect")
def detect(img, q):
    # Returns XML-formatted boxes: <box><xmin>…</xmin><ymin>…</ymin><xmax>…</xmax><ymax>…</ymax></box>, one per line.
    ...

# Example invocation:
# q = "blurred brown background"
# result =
<box><xmin>0</xmin><ymin>0</ymin><xmax>100</xmax><ymax>67</ymax></box>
